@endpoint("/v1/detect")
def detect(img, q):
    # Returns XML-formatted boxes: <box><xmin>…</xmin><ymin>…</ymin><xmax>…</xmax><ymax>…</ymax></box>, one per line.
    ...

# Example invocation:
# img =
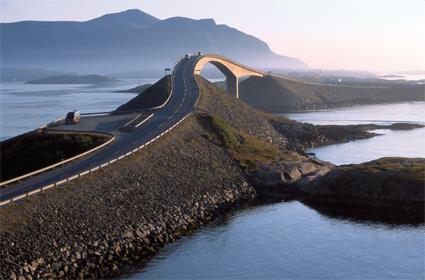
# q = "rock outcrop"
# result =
<box><xmin>299</xmin><ymin>157</ymin><xmax>425</xmax><ymax>214</ymax></box>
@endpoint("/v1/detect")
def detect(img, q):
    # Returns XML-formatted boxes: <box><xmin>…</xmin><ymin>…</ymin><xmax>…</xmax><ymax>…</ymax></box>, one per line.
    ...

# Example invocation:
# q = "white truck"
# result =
<box><xmin>65</xmin><ymin>110</ymin><xmax>80</xmax><ymax>124</ymax></box>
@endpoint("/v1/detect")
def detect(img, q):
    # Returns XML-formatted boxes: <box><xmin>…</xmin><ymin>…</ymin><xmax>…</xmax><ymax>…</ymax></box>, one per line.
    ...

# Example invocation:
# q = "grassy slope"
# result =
<box><xmin>195</xmin><ymin>75</ymin><xmax>288</xmax><ymax>150</ymax></box>
<box><xmin>203</xmin><ymin>114</ymin><xmax>301</xmax><ymax>173</ymax></box>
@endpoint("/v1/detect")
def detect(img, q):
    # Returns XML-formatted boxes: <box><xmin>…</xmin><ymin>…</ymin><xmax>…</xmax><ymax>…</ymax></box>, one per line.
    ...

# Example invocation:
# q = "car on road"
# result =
<box><xmin>65</xmin><ymin>110</ymin><xmax>80</xmax><ymax>124</ymax></box>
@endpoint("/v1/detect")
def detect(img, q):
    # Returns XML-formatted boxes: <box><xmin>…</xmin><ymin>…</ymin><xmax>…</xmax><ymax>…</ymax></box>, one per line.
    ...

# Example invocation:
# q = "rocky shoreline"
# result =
<box><xmin>3</xmin><ymin>183</ymin><xmax>255</xmax><ymax>279</ymax></box>
<box><xmin>1</xmin><ymin>78</ymin><xmax>423</xmax><ymax>279</ymax></box>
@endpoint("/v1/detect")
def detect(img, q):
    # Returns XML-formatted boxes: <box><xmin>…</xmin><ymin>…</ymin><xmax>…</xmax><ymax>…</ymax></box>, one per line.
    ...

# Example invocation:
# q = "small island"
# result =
<box><xmin>26</xmin><ymin>74</ymin><xmax>119</xmax><ymax>84</ymax></box>
<box><xmin>115</xmin><ymin>83</ymin><xmax>152</xmax><ymax>94</ymax></box>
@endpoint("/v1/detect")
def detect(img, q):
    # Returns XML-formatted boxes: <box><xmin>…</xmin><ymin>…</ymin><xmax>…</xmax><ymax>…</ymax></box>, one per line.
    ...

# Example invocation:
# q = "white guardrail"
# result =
<box><xmin>0</xmin><ymin>113</ymin><xmax>192</xmax><ymax>207</ymax></box>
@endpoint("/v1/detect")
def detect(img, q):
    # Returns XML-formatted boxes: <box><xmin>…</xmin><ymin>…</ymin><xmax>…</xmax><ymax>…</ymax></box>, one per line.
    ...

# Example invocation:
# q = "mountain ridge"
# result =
<box><xmin>0</xmin><ymin>9</ymin><xmax>308</xmax><ymax>73</ymax></box>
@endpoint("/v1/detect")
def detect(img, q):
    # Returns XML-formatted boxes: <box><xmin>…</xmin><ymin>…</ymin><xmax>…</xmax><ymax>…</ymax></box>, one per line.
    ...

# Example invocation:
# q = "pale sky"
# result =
<box><xmin>1</xmin><ymin>0</ymin><xmax>424</xmax><ymax>72</ymax></box>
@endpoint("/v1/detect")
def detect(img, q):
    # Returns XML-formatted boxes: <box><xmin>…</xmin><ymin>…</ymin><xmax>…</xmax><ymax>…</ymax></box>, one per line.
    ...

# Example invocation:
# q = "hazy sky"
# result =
<box><xmin>1</xmin><ymin>0</ymin><xmax>424</xmax><ymax>72</ymax></box>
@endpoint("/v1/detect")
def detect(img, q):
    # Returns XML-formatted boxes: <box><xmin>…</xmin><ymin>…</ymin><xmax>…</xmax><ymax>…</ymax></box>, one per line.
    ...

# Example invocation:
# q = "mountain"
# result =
<box><xmin>0</xmin><ymin>9</ymin><xmax>307</xmax><ymax>73</ymax></box>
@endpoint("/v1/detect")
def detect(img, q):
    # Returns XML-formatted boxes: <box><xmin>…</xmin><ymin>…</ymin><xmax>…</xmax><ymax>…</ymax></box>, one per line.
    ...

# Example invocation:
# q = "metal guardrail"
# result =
<box><xmin>0</xmin><ymin>113</ymin><xmax>192</xmax><ymax>207</ymax></box>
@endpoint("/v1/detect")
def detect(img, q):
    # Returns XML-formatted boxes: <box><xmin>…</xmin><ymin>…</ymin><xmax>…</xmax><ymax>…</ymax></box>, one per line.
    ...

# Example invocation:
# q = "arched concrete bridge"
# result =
<box><xmin>194</xmin><ymin>54</ymin><xmax>265</xmax><ymax>98</ymax></box>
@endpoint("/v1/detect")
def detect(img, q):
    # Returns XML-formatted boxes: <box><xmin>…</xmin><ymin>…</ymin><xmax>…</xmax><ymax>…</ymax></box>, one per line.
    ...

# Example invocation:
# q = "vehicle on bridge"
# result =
<box><xmin>65</xmin><ymin>110</ymin><xmax>81</xmax><ymax>124</ymax></box>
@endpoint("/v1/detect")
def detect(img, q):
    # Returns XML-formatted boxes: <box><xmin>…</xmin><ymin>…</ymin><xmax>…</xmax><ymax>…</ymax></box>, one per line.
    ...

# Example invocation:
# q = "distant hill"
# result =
<box><xmin>239</xmin><ymin>75</ymin><xmax>425</xmax><ymax>113</ymax></box>
<box><xmin>26</xmin><ymin>74</ymin><xmax>118</xmax><ymax>84</ymax></box>
<box><xmin>115</xmin><ymin>83</ymin><xmax>152</xmax><ymax>94</ymax></box>
<box><xmin>1</xmin><ymin>9</ymin><xmax>307</xmax><ymax>73</ymax></box>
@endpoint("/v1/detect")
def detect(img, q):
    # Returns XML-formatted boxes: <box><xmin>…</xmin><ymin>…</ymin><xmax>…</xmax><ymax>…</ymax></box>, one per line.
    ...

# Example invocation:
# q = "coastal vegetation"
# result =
<box><xmin>207</xmin><ymin>114</ymin><xmax>300</xmax><ymax>172</ymax></box>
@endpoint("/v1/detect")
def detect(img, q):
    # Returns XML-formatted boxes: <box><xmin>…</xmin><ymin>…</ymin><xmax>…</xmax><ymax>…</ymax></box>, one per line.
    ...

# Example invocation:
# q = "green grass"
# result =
<box><xmin>207</xmin><ymin>114</ymin><xmax>300</xmax><ymax>172</ymax></box>
<box><xmin>210</xmin><ymin>115</ymin><xmax>238</xmax><ymax>146</ymax></box>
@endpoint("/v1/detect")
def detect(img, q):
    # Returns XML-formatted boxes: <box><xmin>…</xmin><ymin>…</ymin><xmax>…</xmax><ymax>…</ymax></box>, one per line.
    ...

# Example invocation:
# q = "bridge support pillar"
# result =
<box><xmin>226</xmin><ymin>74</ymin><xmax>239</xmax><ymax>99</ymax></box>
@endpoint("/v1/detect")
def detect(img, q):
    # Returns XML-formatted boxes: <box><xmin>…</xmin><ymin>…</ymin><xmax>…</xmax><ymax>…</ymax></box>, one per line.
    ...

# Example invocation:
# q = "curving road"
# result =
<box><xmin>0</xmin><ymin>55</ymin><xmax>201</xmax><ymax>202</ymax></box>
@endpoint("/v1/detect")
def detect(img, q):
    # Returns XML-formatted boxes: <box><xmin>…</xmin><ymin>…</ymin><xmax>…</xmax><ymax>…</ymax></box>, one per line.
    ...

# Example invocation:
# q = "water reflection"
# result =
<box><xmin>300</xmin><ymin>200</ymin><xmax>424</xmax><ymax>227</ymax></box>
<box><xmin>127</xmin><ymin>201</ymin><xmax>424</xmax><ymax>279</ymax></box>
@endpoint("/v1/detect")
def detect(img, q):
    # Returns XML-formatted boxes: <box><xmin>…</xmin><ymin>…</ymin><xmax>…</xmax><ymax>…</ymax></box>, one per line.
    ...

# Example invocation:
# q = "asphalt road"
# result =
<box><xmin>0</xmin><ymin>56</ymin><xmax>201</xmax><ymax>202</ymax></box>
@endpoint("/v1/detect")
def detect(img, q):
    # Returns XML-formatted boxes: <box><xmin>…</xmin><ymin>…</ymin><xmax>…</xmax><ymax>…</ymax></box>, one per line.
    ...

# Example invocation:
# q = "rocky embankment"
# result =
<box><xmin>239</xmin><ymin>75</ymin><xmax>425</xmax><ymax>113</ymax></box>
<box><xmin>0</xmin><ymin>116</ymin><xmax>255</xmax><ymax>279</ymax></box>
<box><xmin>299</xmin><ymin>158</ymin><xmax>425</xmax><ymax>215</ymax></box>
<box><xmin>1</xmin><ymin>77</ymin><xmax>423</xmax><ymax>279</ymax></box>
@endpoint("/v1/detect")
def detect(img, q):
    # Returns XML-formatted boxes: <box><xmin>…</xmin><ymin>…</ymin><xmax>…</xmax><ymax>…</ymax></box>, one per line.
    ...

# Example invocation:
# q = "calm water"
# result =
<box><xmin>286</xmin><ymin>102</ymin><xmax>425</xmax><ymax>165</ymax></box>
<box><xmin>0</xmin><ymin>79</ymin><xmax>158</xmax><ymax>140</ymax></box>
<box><xmin>128</xmin><ymin>201</ymin><xmax>424</xmax><ymax>279</ymax></box>
<box><xmin>127</xmin><ymin>101</ymin><xmax>425</xmax><ymax>279</ymax></box>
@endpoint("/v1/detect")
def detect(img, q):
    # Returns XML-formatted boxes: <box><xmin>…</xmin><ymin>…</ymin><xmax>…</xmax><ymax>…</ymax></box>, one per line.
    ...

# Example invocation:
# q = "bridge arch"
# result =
<box><xmin>193</xmin><ymin>55</ymin><xmax>264</xmax><ymax>98</ymax></box>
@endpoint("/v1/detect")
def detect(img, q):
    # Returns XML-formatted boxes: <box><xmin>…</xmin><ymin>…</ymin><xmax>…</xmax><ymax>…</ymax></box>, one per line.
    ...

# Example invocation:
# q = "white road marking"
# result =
<box><xmin>135</xmin><ymin>113</ymin><xmax>154</xmax><ymax>128</ymax></box>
